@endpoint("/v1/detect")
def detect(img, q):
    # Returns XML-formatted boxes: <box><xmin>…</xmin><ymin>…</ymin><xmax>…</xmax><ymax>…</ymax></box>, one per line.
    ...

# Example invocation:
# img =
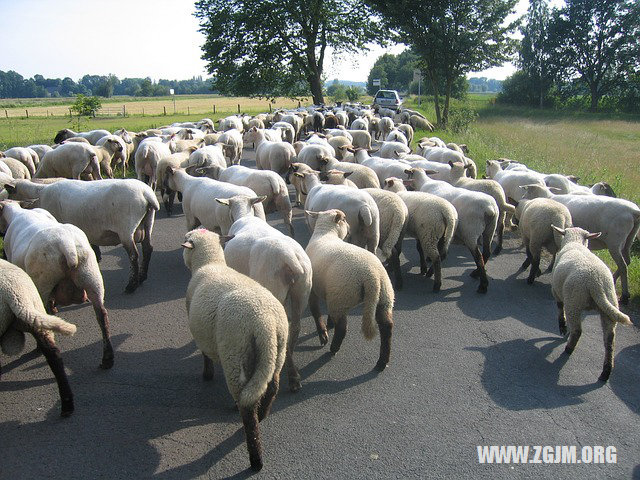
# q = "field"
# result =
<box><xmin>1</xmin><ymin>93</ymin><xmax>639</xmax><ymax>303</ymax></box>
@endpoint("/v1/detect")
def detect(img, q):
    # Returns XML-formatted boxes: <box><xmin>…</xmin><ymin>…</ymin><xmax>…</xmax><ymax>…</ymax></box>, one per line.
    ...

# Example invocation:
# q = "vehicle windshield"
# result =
<box><xmin>376</xmin><ymin>91</ymin><xmax>397</xmax><ymax>99</ymax></box>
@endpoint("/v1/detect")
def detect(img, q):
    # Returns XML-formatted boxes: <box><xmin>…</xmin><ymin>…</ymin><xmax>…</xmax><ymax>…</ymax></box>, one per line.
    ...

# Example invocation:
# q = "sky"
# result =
<box><xmin>0</xmin><ymin>0</ymin><xmax>530</xmax><ymax>84</ymax></box>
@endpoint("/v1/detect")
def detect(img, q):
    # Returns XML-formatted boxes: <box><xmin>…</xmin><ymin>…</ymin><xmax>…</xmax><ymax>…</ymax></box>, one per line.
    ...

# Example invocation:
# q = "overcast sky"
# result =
<box><xmin>0</xmin><ymin>0</ymin><xmax>529</xmax><ymax>83</ymax></box>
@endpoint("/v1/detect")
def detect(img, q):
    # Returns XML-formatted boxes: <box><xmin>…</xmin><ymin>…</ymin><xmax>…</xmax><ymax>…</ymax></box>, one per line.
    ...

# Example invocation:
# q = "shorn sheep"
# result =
<box><xmin>305</xmin><ymin>209</ymin><xmax>394</xmax><ymax>370</ymax></box>
<box><xmin>0</xmin><ymin>201</ymin><xmax>112</xmax><ymax>368</ymax></box>
<box><xmin>551</xmin><ymin>226</ymin><xmax>632</xmax><ymax>382</ymax></box>
<box><xmin>0</xmin><ymin>259</ymin><xmax>77</xmax><ymax>417</ymax></box>
<box><xmin>182</xmin><ymin>228</ymin><xmax>288</xmax><ymax>471</ymax></box>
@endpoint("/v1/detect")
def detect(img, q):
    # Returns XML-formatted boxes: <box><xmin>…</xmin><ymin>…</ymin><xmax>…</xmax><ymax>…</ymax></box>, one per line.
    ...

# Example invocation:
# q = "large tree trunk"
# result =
<box><xmin>426</xmin><ymin>69</ymin><xmax>442</xmax><ymax>126</ymax></box>
<box><xmin>589</xmin><ymin>84</ymin><xmax>600</xmax><ymax>112</ymax></box>
<box><xmin>442</xmin><ymin>76</ymin><xmax>453</xmax><ymax>127</ymax></box>
<box><xmin>309</xmin><ymin>73</ymin><xmax>324</xmax><ymax>105</ymax></box>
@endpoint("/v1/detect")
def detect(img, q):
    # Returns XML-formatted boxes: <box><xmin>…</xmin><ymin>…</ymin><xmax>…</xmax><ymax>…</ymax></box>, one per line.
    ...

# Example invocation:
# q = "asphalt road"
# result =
<box><xmin>1</xmin><ymin>148</ymin><xmax>639</xmax><ymax>479</ymax></box>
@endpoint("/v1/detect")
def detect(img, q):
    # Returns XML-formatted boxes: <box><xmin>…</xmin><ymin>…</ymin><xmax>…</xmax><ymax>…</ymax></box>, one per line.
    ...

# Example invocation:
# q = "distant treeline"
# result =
<box><xmin>0</xmin><ymin>71</ymin><xmax>214</xmax><ymax>99</ymax></box>
<box><xmin>468</xmin><ymin>78</ymin><xmax>503</xmax><ymax>93</ymax></box>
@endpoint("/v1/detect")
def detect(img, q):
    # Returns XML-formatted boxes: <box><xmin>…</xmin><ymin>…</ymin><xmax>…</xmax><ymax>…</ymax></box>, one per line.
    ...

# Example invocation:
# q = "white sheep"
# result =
<box><xmin>0</xmin><ymin>201</ymin><xmax>112</xmax><ymax>368</ymax></box>
<box><xmin>54</xmin><ymin>128</ymin><xmax>110</xmax><ymax>145</ymax></box>
<box><xmin>409</xmin><ymin>115</ymin><xmax>435</xmax><ymax>132</ymax></box>
<box><xmin>304</xmin><ymin>209</ymin><xmax>394</xmax><ymax>370</ymax></box>
<box><xmin>2</xmin><ymin>147</ymin><xmax>37</xmax><ymax>175</ymax></box>
<box><xmin>287</xmin><ymin>162</ymin><xmax>315</xmax><ymax>206</ymax></box>
<box><xmin>544</xmin><ymin>174</ymin><xmax>616</xmax><ymax>197</ymax></box>
<box><xmin>1</xmin><ymin>156</ymin><xmax>31</xmax><ymax>179</ymax></box>
<box><xmin>354</xmin><ymin>149</ymin><xmax>412</xmax><ymax>185</ymax></box>
<box><xmin>220</xmin><ymin>200</ymin><xmax>312</xmax><ymax>391</ymax></box>
<box><xmin>316</xmin><ymin>155</ymin><xmax>380</xmax><ymax>188</ymax></box>
<box><xmin>194</xmin><ymin>163</ymin><xmax>294</xmax><ymax>237</ymax></box>
<box><xmin>34</xmin><ymin>142</ymin><xmax>102</xmax><ymax>180</ymax></box>
<box><xmin>96</xmin><ymin>134</ymin><xmax>129</xmax><ymax>177</ymax></box>
<box><xmin>520</xmin><ymin>184</ymin><xmax>640</xmax><ymax>304</ymax></box>
<box><xmin>401</xmin><ymin>168</ymin><xmax>499</xmax><ymax>293</ymax></box>
<box><xmin>217</xmin><ymin>128</ymin><xmax>244</xmax><ymax>165</ymax></box>
<box><xmin>242</xmin><ymin>127</ymin><xmax>296</xmax><ymax>175</ymax></box>
<box><xmin>164</xmin><ymin>167</ymin><xmax>265</xmax><ymax>234</ymax></box>
<box><xmin>27</xmin><ymin>144</ymin><xmax>53</xmax><ymax>165</ymax></box>
<box><xmin>485</xmin><ymin>159</ymin><xmax>547</xmax><ymax>202</ymax></box>
<box><xmin>296</xmin><ymin>170</ymin><xmax>380</xmax><ymax>253</ymax></box>
<box><xmin>5</xmin><ymin>179</ymin><xmax>159</xmax><ymax>293</ymax></box>
<box><xmin>447</xmin><ymin>161</ymin><xmax>516</xmax><ymax>254</ymax></box>
<box><xmin>374</xmin><ymin>141</ymin><xmax>411</xmax><ymax>159</ymax></box>
<box><xmin>0</xmin><ymin>259</ymin><xmax>77</xmax><ymax>417</ymax></box>
<box><xmin>514</xmin><ymin>191</ymin><xmax>572</xmax><ymax>285</ymax></box>
<box><xmin>157</xmin><ymin>150</ymin><xmax>195</xmax><ymax>215</ymax></box>
<box><xmin>135</xmin><ymin>138</ymin><xmax>176</xmax><ymax>191</ymax></box>
<box><xmin>550</xmin><ymin>226</ymin><xmax>632</xmax><ymax>382</ymax></box>
<box><xmin>182</xmin><ymin>228</ymin><xmax>288</xmax><ymax>471</ymax></box>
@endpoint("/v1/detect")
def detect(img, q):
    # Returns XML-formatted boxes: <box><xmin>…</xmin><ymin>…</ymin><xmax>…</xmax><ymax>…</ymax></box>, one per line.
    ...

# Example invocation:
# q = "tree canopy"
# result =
<box><xmin>194</xmin><ymin>0</ymin><xmax>388</xmax><ymax>104</ymax></box>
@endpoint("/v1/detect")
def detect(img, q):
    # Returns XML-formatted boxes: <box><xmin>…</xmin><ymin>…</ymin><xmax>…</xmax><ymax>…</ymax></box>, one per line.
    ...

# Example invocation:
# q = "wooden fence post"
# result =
<box><xmin>142</xmin><ymin>107</ymin><xmax>144</xmax><ymax>116</ymax></box>
<box><xmin>5</xmin><ymin>109</ymin><xmax>8</xmax><ymax>118</ymax></box>
<box><xmin>69</xmin><ymin>108</ymin><xmax>72</xmax><ymax>118</ymax></box>
<box><xmin>25</xmin><ymin>109</ymin><xmax>29</xmax><ymax>118</ymax></box>
<box><xmin>237</xmin><ymin>104</ymin><xmax>240</xmax><ymax>114</ymax></box>
<box><xmin>269</xmin><ymin>103</ymin><xmax>272</xmax><ymax>112</ymax></box>
<box><xmin>188</xmin><ymin>106</ymin><xmax>190</xmax><ymax>115</ymax></box>
<box><xmin>163</xmin><ymin>106</ymin><xmax>166</xmax><ymax>115</ymax></box>
<box><xmin>213</xmin><ymin>105</ymin><xmax>216</xmax><ymax>114</ymax></box>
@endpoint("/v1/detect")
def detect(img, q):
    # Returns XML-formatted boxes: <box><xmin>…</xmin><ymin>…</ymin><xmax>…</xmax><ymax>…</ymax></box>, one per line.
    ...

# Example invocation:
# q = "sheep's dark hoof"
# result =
<box><xmin>470</xmin><ymin>269</ymin><xmax>480</xmax><ymax>279</ymax></box>
<box><xmin>526</xmin><ymin>276</ymin><xmax>535</xmax><ymax>285</ymax></box>
<box><xmin>620</xmin><ymin>294</ymin><xmax>630</xmax><ymax>305</ymax></box>
<box><xmin>326</xmin><ymin>316</ymin><xmax>335</xmax><ymax>328</ymax></box>
<box><xmin>100</xmin><ymin>357</ymin><xmax>114</xmax><ymax>370</ymax></box>
<box><xmin>318</xmin><ymin>329</ymin><xmax>328</xmax><ymax>346</ymax></box>
<box><xmin>60</xmin><ymin>397</ymin><xmax>74</xmax><ymax>417</ymax></box>
<box><xmin>559</xmin><ymin>325</ymin><xmax>567</xmax><ymax>336</ymax></box>
<box><xmin>374</xmin><ymin>360</ymin><xmax>387</xmax><ymax>372</ymax></box>
<box><xmin>432</xmin><ymin>282</ymin><xmax>441</xmax><ymax>293</ymax></box>
<box><xmin>598</xmin><ymin>370</ymin><xmax>611</xmax><ymax>383</ymax></box>
<box><xmin>477</xmin><ymin>284</ymin><xmax>488</xmax><ymax>294</ymax></box>
<box><xmin>289</xmin><ymin>378</ymin><xmax>302</xmax><ymax>393</ymax></box>
<box><xmin>564</xmin><ymin>345</ymin><xmax>574</xmax><ymax>355</ymax></box>
<box><xmin>124</xmin><ymin>283</ymin><xmax>138</xmax><ymax>294</ymax></box>
<box><xmin>250</xmin><ymin>458</ymin><xmax>263</xmax><ymax>472</ymax></box>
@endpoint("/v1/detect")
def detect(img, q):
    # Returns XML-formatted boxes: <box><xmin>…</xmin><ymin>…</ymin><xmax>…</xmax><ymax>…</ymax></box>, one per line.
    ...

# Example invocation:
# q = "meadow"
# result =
<box><xmin>0</xmin><ymin>93</ymin><xmax>638</xmax><ymax>303</ymax></box>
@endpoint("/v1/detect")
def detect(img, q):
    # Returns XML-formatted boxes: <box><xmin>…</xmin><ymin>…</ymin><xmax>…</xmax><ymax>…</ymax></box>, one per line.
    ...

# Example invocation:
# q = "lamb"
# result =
<box><xmin>316</xmin><ymin>156</ymin><xmax>380</xmax><ymax>188</ymax></box>
<box><xmin>447</xmin><ymin>161</ymin><xmax>516</xmax><ymax>254</ymax></box>
<box><xmin>519</xmin><ymin>184</ymin><xmax>640</xmax><ymax>304</ymax></box>
<box><xmin>164</xmin><ymin>167</ymin><xmax>265</xmax><ymax>234</ymax></box>
<box><xmin>344</xmin><ymin>129</ymin><xmax>373</xmax><ymax>150</ymax></box>
<box><xmin>194</xmin><ymin>163</ymin><xmax>294</xmax><ymax>237</ymax></box>
<box><xmin>295</xmin><ymin>170</ymin><xmax>380</xmax><ymax>253</ymax></box>
<box><xmin>1</xmin><ymin>156</ymin><xmax>31</xmax><ymax>179</ymax></box>
<box><xmin>401</xmin><ymin>168</ymin><xmax>499</xmax><ymax>293</ymax></box>
<box><xmin>514</xmin><ymin>190</ymin><xmax>572</xmax><ymax>285</ymax></box>
<box><xmin>304</xmin><ymin>209</ymin><xmax>394</xmax><ymax>370</ymax></box>
<box><xmin>550</xmin><ymin>226</ymin><xmax>632</xmax><ymax>382</ymax></box>
<box><xmin>4</xmin><ymin>179</ymin><xmax>159</xmax><ymax>293</ymax></box>
<box><xmin>0</xmin><ymin>259</ymin><xmax>77</xmax><ymax>417</ymax></box>
<box><xmin>157</xmin><ymin>150</ymin><xmax>194</xmax><ymax>215</ymax></box>
<box><xmin>0</xmin><ymin>201</ymin><xmax>112</xmax><ymax>368</ymax></box>
<box><xmin>54</xmin><ymin>128</ymin><xmax>110</xmax><ymax>145</ymax></box>
<box><xmin>381</xmin><ymin>181</ymin><xmax>458</xmax><ymax>292</ymax></box>
<box><xmin>96</xmin><ymin>134</ymin><xmax>129</xmax><ymax>177</ymax></box>
<box><xmin>220</xmin><ymin>199</ymin><xmax>312</xmax><ymax>391</ymax></box>
<box><xmin>182</xmin><ymin>228</ymin><xmax>288</xmax><ymax>471</ymax></box>
<box><xmin>242</xmin><ymin>127</ymin><xmax>296</xmax><ymax>175</ymax></box>
<box><xmin>34</xmin><ymin>142</ymin><xmax>102</xmax><ymax>180</ymax></box>
<box><xmin>135</xmin><ymin>138</ymin><xmax>176</xmax><ymax>191</ymax></box>
<box><xmin>287</xmin><ymin>162</ymin><xmax>315</xmax><ymax>206</ymax></box>
<box><xmin>2</xmin><ymin>147</ymin><xmax>37</xmax><ymax>175</ymax></box>
<box><xmin>217</xmin><ymin>128</ymin><xmax>244</xmax><ymax>164</ymax></box>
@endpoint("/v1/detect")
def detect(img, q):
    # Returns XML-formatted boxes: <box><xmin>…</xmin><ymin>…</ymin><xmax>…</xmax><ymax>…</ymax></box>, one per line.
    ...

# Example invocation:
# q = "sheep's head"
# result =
<box><xmin>520</xmin><ymin>183</ymin><xmax>551</xmax><ymax>200</ymax></box>
<box><xmin>552</xmin><ymin>225</ymin><xmax>601</xmax><ymax>248</ymax></box>
<box><xmin>383</xmin><ymin>177</ymin><xmax>406</xmax><ymax>193</ymax></box>
<box><xmin>182</xmin><ymin>228</ymin><xmax>226</xmax><ymax>271</ymax></box>
<box><xmin>216</xmin><ymin>194</ymin><xmax>266</xmax><ymax>225</ymax></box>
<box><xmin>306</xmin><ymin>209</ymin><xmax>349</xmax><ymax>239</ymax></box>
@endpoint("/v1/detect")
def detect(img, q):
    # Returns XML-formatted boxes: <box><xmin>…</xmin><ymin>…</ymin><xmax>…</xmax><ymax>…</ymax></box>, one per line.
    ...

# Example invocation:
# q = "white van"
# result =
<box><xmin>373</xmin><ymin>89</ymin><xmax>403</xmax><ymax>108</ymax></box>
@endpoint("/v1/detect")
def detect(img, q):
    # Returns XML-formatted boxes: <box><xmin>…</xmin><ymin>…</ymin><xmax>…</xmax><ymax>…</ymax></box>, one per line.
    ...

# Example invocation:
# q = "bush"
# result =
<box><xmin>71</xmin><ymin>94</ymin><xmax>102</xmax><ymax>116</ymax></box>
<box><xmin>447</xmin><ymin>105</ymin><xmax>478</xmax><ymax>133</ymax></box>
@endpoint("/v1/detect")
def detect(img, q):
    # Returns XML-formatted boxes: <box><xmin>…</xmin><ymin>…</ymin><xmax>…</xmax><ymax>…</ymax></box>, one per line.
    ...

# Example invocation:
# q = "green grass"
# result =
<box><xmin>406</xmin><ymin>95</ymin><xmax>640</xmax><ymax>306</ymax></box>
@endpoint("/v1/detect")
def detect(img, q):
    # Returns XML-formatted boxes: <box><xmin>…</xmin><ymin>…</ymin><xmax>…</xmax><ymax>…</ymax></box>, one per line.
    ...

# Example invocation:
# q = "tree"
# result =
<box><xmin>71</xmin><ymin>94</ymin><xmax>102</xmax><ymax>116</ymax></box>
<box><xmin>366</xmin><ymin>50</ymin><xmax>419</xmax><ymax>94</ymax></box>
<box><xmin>519</xmin><ymin>0</ymin><xmax>555</xmax><ymax>108</ymax></box>
<box><xmin>549</xmin><ymin>0</ymin><xmax>640</xmax><ymax>111</ymax></box>
<box><xmin>194</xmin><ymin>0</ymin><xmax>388</xmax><ymax>104</ymax></box>
<box><xmin>367</xmin><ymin>0</ymin><xmax>518</xmax><ymax>126</ymax></box>
<box><xmin>345</xmin><ymin>85</ymin><xmax>362</xmax><ymax>102</ymax></box>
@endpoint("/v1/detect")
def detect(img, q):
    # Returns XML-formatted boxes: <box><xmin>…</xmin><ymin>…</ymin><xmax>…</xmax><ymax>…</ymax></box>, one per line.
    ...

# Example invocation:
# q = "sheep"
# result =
<box><xmin>287</xmin><ymin>162</ymin><xmax>315</xmax><ymax>206</ymax></box>
<box><xmin>327</xmin><ymin>136</ymin><xmax>353</xmax><ymax>159</ymax></box>
<box><xmin>134</xmin><ymin>138</ymin><xmax>176</xmax><ymax>191</ymax></box>
<box><xmin>485</xmin><ymin>159</ymin><xmax>546</xmax><ymax>203</ymax></box>
<box><xmin>96</xmin><ymin>134</ymin><xmax>129</xmax><ymax>177</ymax></box>
<box><xmin>182</xmin><ymin>228</ymin><xmax>288</xmax><ymax>471</ymax></box>
<box><xmin>217</xmin><ymin>128</ymin><xmax>244</xmax><ymax>165</ymax></box>
<box><xmin>157</xmin><ymin>150</ymin><xmax>195</xmax><ymax>215</ymax></box>
<box><xmin>27</xmin><ymin>144</ymin><xmax>53</xmax><ymax>165</ymax></box>
<box><xmin>304</xmin><ymin>209</ymin><xmax>394</xmax><ymax>370</ymax></box>
<box><xmin>203</xmin><ymin>132</ymin><xmax>222</xmax><ymax>145</ymax></box>
<box><xmin>0</xmin><ymin>160</ymin><xmax>12</xmax><ymax>178</ymax></box>
<box><xmin>514</xmin><ymin>190</ymin><xmax>572</xmax><ymax>284</ymax></box>
<box><xmin>34</xmin><ymin>142</ymin><xmax>102</xmax><ymax>180</ymax></box>
<box><xmin>385</xmin><ymin>129</ymin><xmax>408</xmax><ymax>145</ymax></box>
<box><xmin>416</xmin><ymin>144</ymin><xmax>477</xmax><ymax>178</ymax></box>
<box><xmin>54</xmin><ymin>128</ymin><xmax>110</xmax><ymax>145</ymax></box>
<box><xmin>295</xmin><ymin>170</ymin><xmax>380</xmax><ymax>253</ymax></box>
<box><xmin>344</xmin><ymin>129</ymin><xmax>373</xmax><ymax>150</ymax></box>
<box><xmin>350</xmin><ymin>117</ymin><xmax>369</xmax><ymax>131</ymax></box>
<box><xmin>446</xmin><ymin>143</ymin><xmax>469</xmax><ymax>155</ymax></box>
<box><xmin>1</xmin><ymin>156</ymin><xmax>31</xmax><ymax>179</ymax></box>
<box><xmin>0</xmin><ymin>201</ymin><xmax>112</xmax><ymax>368</ymax></box>
<box><xmin>181</xmin><ymin>144</ymin><xmax>227</xmax><ymax>171</ymax></box>
<box><xmin>354</xmin><ymin>149</ymin><xmax>412</xmax><ymax>185</ymax></box>
<box><xmin>2</xmin><ymin>147</ymin><xmax>37</xmax><ymax>175</ymax></box>
<box><xmin>374</xmin><ymin>141</ymin><xmax>411</xmax><ymax>159</ymax></box>
<box><xmin>401</xmin><ymin>168</ymin><xmax>499</xmax><ymax>293</ymax></box>
<box><xmin>544</xmin><ymin>174</ymin><xmax>617</xmax><ymax>197</ymax></box>
<box><xmin>377</xmin><ymin>117</ymin><xmax>395</xmax><ymax>140</ymax></box>
<box><xmin>316</xmin><ymin>155</ymin><xmax>381</xmax><ymax>188</ymax></box>
<box><xmin>368</xmin><ymin>117</ymin><xmax>380</xmax><ymax>139</ymax></box>
<box><xmin>274</xmin><ymin>112</ymin><xmax>303</xmax><ymax>139</ymax></box>
<box><xmin>164</xmin><ymin>167</ymin><xmax>265</xmax><ymax>234</ymax></box>
<box><xmin>0</xmin><ymin>259</ymin><xmax>77</xmax><ymax>417</ymax></box>
<box><xmin>221</xmin><ymin>201</ymin><xmax>312</xmax><ymax>391</ymax></box>
<box><xmin>550</xmin><ymin>226</ymin><xmax>632</xmax><ymax>382</ymax></box>
<box><xmin>519</xmin><ymin>184</ymin><xmax>640</xmax><ymax>304</ymax></box>
<box><xmin>396</xmin><ymin>124</ymin><xmax>414</xmax><ymax>146</ymax></box>
<box><xmin>320</xmin><ymin>169</ymin><xmax>358</xmax><ymax>189</ymax></box>
<box><xmin>242</xmin><ymin>127</ymin><xmax>296</xmax><ymax>175</ymax></box>
<box><xmin>218</xmin><ymin>115</ymin><xmax>244</xmax><ymax>132</ymax></box>
<box><xmin>193</xmin><ymin>163</ymin><xmax>294</xmax><ymax>237</ymax></box>
<box><xmin>409</xmin><ymin>115</ymin><xmax>435</xmax><ymax>132</ymax></box>
<box><xmin>447</xmin><ymin>161</ymin><xmax>516</xmax><ymax>254</ymax></box>
<box><xmin>4</xmin><ymin>179</ymin><xmax>159</xmax><ymax>293</ymax></box>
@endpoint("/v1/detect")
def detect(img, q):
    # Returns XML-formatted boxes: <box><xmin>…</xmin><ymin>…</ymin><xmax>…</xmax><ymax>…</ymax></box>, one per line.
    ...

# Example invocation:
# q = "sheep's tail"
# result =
<box><xmin>268</xmin><ymin>174</ymin><xmax>282</xmax><ymax>197</ymax></box>
<box><xmin>13</xmin><ymin>303</ymin><xmax>77</xmax><ymax>336</ymax></box>
<box><xmin>59</xmin><ymin>235</ymin><xmax>79</xmax><ymax>270</ymax></box>
<box><xmin>238</xmin><ymin>333</ymin><xmax>278</xmax><ymax>409</ymax></box>
<box><xmin>143</xmin><ymin>185</ymin><xmax>160</xmax><ymax>211</ymax></box>
<box><xmin>440</xmin><ymin>208</ymin><xmax>457</xmax><ymax>259</ymax></box>
<box><xmin>502</xmin><ymin>201</ymin><xmax>516</xmax><ymax>214</ymax></box>
<box><xmin>361</xmin><ymin>274</ymin><xmax>382</xmax><ymax>340</ymax></box>
<box><xmin>359</xmin><ymin>205</ymin><xmax>373</xmax><ymax>227</ymax></box>
<box><xmin>591</xmin><ymin>288</ymin><xmax>632</xmax><ymax>325</ymax></box>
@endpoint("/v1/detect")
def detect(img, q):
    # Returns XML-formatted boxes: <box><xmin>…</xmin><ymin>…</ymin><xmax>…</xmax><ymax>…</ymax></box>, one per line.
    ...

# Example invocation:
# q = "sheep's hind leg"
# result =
<box><xmin>557</xmin><ymin>302</ymin><xmax>567</xmax><ymax>336</ymax></box>
<box><xmin>93</xmin><ymin>297</ymin><xmax>113</xmax><ymax>369</ymax></box>
<box><xmin>122</xmin><ymin>239</ymin><xmax>140</xmax><ymax>293</ymax></box>
<box><xmin>91</xmin><ymin>244</ymin><xmax>102</xmax><ymax>263</ymax></box>
<box><xmin>470</xmin><ymin>247</ymin><xmax>488</xmax><ymax>293</ymax></box>
<box><xmin>563</xmin><ymin>310</ymin><xmax>582</xmax><ymax>355</ymax></box>
<box><xmin>493</xmin><ymin>212</ymin><xmax>505</xmax><ymax>255</ymax></box>
<box><xmin>599</xmin><ymin>315</ymin><xmax>616</xmax><ymax>382</ymax></box>
<box><xmin>329</xmin><ymin>315</ymin><xmax>347</xmax><ymax>354</ymax></box>
<box><xmin>308</xmin><ymin>291</ymin><xmax>328</xmax><ymax>346</ymax></box>
<box><xmin>32</xmin><ymin>329</ymin><xmax>74</xmax><ymax>417</ymax></box>
<box><xmin>240</xmin><ymin>405</ymin><xmax>263</xmax><ymax>472</ymax></box>
<box><xmin>374</xmin><ymin>305</ymin><xmax>393</xmax><ymax>371</ymax></box>
<box><xmin>202</xmin><ymin>354</ymin><xmax>214</xmax><ymax>380</ymax></box>
<box><xmin>258</xmin><ymin>373</ymin><xmax>280</xmax><ymax>421</ymax></box>
<box><xmin>285</xmin><ymin>318</ymin><xmax>302</xmax><ymax>392</ymax></box>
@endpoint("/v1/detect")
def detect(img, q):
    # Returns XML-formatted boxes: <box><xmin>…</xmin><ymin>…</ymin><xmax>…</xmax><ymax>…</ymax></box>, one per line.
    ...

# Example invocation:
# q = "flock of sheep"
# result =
<box><xmin>0</xmin><ymin>102</ymin><xmax>636</xmax><ymax>471</ymax></box>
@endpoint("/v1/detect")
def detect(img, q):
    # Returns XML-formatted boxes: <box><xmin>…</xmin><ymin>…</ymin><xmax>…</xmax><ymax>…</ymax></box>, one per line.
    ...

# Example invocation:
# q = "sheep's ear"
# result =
<box><xmin>548</xmin><ymin>187</ymin><xmax>562</xmax><ymax>194</ymax></box>
<box><xmin>464</xmin><ymin>164</ymin><xmax>472</xmax><ymax>170</ymax></box>
<box><xmin>181</xmin><ymin>240</ymin><xmax>194</xmax><ymax>249</ymax></box>
<box><xmin>252</xmin><ymin>195</ymin><xmax>267</xmax><ymax>205</ymax></box>
<box><xmin>567</xmin><ymin>175</ymin><xmax>580</xmax><ymax>184</ymax></box>
<box><xmin>18</xmin><ymin>199</ymin><xmax>37</xmax><ymax>209</ymax></box>
<box><xmin>404</xmin><ymin>169</ymin><xmax>412</xmax><ymax>175</ymax></box>
<box><xmin>448</xmin><ymin>160</ymin><xmax>454</xmax><ymax>167</ymax></box>
<box><xmin>424</xmin><ymin>169</ymin><xmax>438</xmax><ymax>175</ymax></box>
<box><xmin>4</xmin><ymin>184</ymin><xmax>16</xmax><ymax>194</ymax></box>
<box><xmin>215</xmin><ymin>198</ymin><xmax>230</xmax><ymax>206</ymax></box>
<box><xmin>304</xmin><ymin>210</ymin><xmax>319</xmax><ymax>218</ymax></box>
<box><xmin>343</xmin><ymin>171</ymin><xmax>353</xmax><ymax>178</ymax></box>
<box><xmin>333</xmin><ymin>211</ymin><xmax>344</xmax><ymax>223</ymax></box>
<box><xmin>293</xmin><ymin>172</ymin><xmax>304</xmax><ymax>178</ymax></box>
<box><xmin>166</xmin><ymin>166</ymin><xmax>176</xmax><ymax>175</ymax></box>
<box><xmin>346</xmin><ymin>146</ymin><xmax>356</xmax><ymax>153</ymax></box>
<box><xmin>587</xmin><ymin>231</ymin><xmax>602</xmax><ymax>240</ymax></box>
<box><xmin>219</xmin><ymin>235</ymin><xmax>234</xmax><ymax>245</ymax></box>
<box><xmin>459</xmin><ymin>144</ymin><xmax>468</xmax><ymax>153</ymax></box>
<box><xmin>551</xmin><ymin>225</ymin><xmax>565</xmax><ymax>235</ymax></box>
